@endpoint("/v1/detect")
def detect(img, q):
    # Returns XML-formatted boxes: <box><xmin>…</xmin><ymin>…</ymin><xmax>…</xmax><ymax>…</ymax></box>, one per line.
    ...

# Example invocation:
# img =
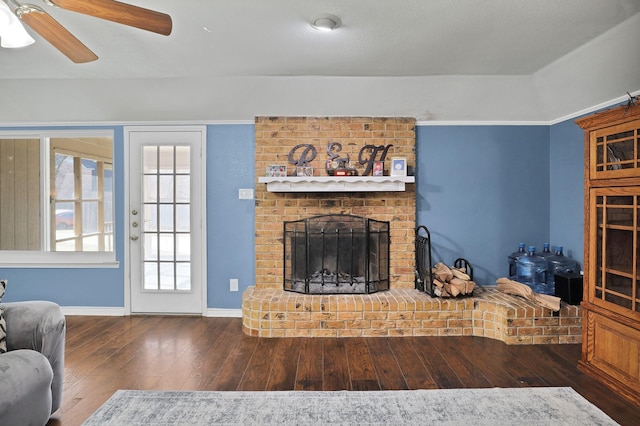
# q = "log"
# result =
<box><xmin>496</xmin><ymin>277</ymin><xmax>561</xmax><ymax>311</ymax></box>
<box><xmin>452</xmin><ymin>269</ymin><xmax>471</xmax><ymax>281</ymax></box>
<box><xmin>444</xmin><ymin>282</ymin><xmax>460</xmax><ymax>297</ymax></box>
<box><xmin>450</xmin><ymin>277</ymin><xmax>468</xmax><ymax>294</ymax></box>
<box><xmin>496</xmin><ymin>277</ymin><xmax>534</xmax><ymax>299</ymax></box>
<box><xmin>433</xmin><ymin>279</ymin><xmax>445</xmax><ymax>288</ymax></box>
<box><xmin>534</xmin><ymin>293</ymin><xmax>561</xmax><ymax>311</ymax></box>
<box><xmin>433</xmin><ymin>262</ymin><xmax>454</xmax><ymax>282</ymax></box>
<box><xmin>466</xmin><ymin>281</ymin><xmax>476</xmax><ymax>294</ymax></box>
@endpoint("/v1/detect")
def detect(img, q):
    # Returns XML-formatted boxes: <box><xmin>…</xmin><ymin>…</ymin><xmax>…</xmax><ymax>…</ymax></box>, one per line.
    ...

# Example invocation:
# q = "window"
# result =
<box><xmin>0</xmin><ymin>131</ymin><xmax>115</xmax><ymax>266</ymax></box>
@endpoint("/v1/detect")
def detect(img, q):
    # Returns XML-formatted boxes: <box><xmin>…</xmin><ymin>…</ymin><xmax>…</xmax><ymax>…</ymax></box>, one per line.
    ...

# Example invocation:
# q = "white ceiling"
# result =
<box><xmin>1</xmin><ymin>0</ymin><xmax>639</xmax><ymax>124</ymax></box>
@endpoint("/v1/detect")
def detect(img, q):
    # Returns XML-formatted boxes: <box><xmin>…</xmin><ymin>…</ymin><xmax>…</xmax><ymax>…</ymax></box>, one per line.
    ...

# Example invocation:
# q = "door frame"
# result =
<box><xmin>123</xmin><ymin>125</ymin><xmax>207</xmax><ymax>315</ymax></box>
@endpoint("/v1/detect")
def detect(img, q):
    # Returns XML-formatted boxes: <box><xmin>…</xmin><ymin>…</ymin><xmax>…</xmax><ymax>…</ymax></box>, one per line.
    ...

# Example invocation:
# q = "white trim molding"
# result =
<box><xmin>206</xmin><ymin>308</ymin><xmax>242</xmax><ymax>318</ymax></box>
<box><xmin>61</xmin><ymin>306</ymin><xmax>126</xmax><ymax>316</ymax></box>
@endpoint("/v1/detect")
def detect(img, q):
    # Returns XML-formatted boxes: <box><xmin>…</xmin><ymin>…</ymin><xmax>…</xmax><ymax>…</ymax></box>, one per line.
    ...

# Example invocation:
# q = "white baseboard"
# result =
<box><xmin>206</xmin><ymin>308</ymin><xmax>242</xmax><ymax>318</ymax></box>
<box><xmin>61</xmin><ymin>306</ymin><xmax>126</xmax><ymax>316</ymax></box>
<box><xmin>60</xmin><ymin>306</ymin><xmax>243</xmax><ymax>317</ymax></box>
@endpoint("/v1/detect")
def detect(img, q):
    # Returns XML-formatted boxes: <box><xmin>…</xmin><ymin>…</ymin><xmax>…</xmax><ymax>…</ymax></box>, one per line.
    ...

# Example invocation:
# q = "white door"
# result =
<box><xmin>126</xmin><ymin>126</ymin><xmax>206</xmax><ymax>314</ymax></box>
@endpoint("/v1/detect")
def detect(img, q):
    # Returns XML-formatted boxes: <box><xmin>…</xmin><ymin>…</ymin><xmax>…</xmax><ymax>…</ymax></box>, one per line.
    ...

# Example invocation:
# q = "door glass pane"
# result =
<box><xmin>141</xmin><ymin>145</ymin><xmax>191</xmax><ymax>292</ymax></box>
<box><xmin>176</xmin><ymin>263</ymin><xmax>190</xmax><ymax>290</ymax></box>
<box><xmin>159</xmin><ymin>234</ymin><xmax>174</xmax><ymax>261</ymax></box>
<box><xmin>144</xmin><ymin>234</ymin><xmax>157</xmax><ymax>261</ymax></box>
<box><xmin>144</xmin><ymin>204</ymin><xmax>157</xmax><ymax>232</ymax></box>
<box><xmin>176</xmin><ymin>205</ymin><xmax>190</xmax><ymax>232</ymax></box>
<box><xmin>144</xmin><ymin>263</ymin><xmax>158</xmax><ymax>290</ymax></box>
<box><xmin>176</xmin><ymin>176</ymin><xmax>190</xmax><ymax>202</ymax></box>
<box><xmin>143</xmin><ymin>175</ymin><xmax>157</xmax><ymax>202</ymax></box>
<box><xmin>159</xmin><ymin>204</ymin><xmax>174</xmax><ymax>231</ymax></box>
<box><xmin>143</xmin><ymin>146</ymin><xmax>158</xmax><ymax>173</ymax></box>
<box><xmin>176</xmin><ymin>234</ymin><xmax>190</xmax><ymax>261</ymax></box>
<box><xmin>159</xmin><ymin>146</ymin><xmax>174</xmax><ymax>173</ymax></box>
<box><xmin>158</xmin><ymin>175</ymin><xmax>174</xmax><ymax>202</ymax></box>
<box><xmin>159</xmin><ymin>263</ymin><xmax>175</xmax><ymax>290</ymax></box>
<box><xmin>175</xmin><ymin>146</ymin><xmax>190</xmax><ymax>173</ymax></box>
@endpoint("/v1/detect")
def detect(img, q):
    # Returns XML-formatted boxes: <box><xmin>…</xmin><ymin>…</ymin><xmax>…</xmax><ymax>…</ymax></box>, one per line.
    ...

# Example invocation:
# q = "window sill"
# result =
<box><xmin>0</xmin><ymin>252</ymin><xmax>119</xmax><ymax>268</ymax></box>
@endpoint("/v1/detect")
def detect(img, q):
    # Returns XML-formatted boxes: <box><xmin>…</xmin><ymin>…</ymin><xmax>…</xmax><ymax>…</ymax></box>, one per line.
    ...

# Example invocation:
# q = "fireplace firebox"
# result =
<box><xmin>284</xmin><ymin>214</ymin><xmax>390</xmax><ymax>294</ymax></box>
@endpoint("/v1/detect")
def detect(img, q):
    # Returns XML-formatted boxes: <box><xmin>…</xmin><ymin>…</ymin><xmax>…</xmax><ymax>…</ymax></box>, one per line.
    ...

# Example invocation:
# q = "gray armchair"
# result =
<box><xmin>0</xmin><ymin>301</ymin><xmax>66</xmax><ymax>426</ymax></box>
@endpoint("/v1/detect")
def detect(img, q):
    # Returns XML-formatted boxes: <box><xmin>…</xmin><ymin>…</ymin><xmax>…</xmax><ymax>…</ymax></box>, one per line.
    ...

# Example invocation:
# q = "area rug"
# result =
<box><xmin>82</xmin><ymin>387</ymin><xmax>617</xmax><ymax>425</ymax></box>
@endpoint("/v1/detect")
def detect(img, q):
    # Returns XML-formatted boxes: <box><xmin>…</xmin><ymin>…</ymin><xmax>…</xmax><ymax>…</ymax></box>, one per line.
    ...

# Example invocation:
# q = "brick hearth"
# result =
<box><xmin>242</xmin><ymin>287</ymin><xmax>582</xmax><ymax>344</ymax></box>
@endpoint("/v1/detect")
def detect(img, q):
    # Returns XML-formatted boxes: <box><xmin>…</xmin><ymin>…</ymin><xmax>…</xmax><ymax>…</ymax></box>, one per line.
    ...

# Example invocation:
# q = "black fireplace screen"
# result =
<box><xmin>284</xmin><ymin>214</ymin><xmax>390</xmax><ymax>294</ymax></box>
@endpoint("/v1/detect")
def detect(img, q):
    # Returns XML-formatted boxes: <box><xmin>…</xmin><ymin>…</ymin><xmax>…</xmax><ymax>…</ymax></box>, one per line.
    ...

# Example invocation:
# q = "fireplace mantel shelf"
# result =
<box><xmin>258</xmin><ymin>176</ymin><xmax>415</xmax><ymax>192</ymax></box>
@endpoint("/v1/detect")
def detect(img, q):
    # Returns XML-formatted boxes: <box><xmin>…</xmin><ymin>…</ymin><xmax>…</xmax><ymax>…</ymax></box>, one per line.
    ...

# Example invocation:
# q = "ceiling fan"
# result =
<box><xmin>0</xmin><ymin>0</ymin><xmax>172</xmax><ymax>63</ymax></box>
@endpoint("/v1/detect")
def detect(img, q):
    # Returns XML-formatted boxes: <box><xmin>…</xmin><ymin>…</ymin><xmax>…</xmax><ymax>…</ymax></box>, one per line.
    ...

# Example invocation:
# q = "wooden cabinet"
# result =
<box><xmin>577</xmin><ymin>103</ymin><xmax>640</xmax><ymax>405</ymax></box>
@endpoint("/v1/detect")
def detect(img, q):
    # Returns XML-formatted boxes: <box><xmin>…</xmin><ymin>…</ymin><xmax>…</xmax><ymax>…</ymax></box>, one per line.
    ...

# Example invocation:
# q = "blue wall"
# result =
<box><xmin>1</xmin><ymin>118</ymin><xmax>587</xmax><ymax>308</ymax></box>
<box><xmin>549</xmin><ymin>119</ymin><xmax>585</xmax><ymax>265</ymax></box>
<box><xmin>416</xmin><ymin>125</ymin><xmax>551</xmax><ymax>285</ymax></box>
<box><xmin>1</xmin><ymin>126</ymin><xmax>126</xmax><ymax>307</ymax></box>
<box><xmin>206</xmin><ymin>124</ymin><xmax>255</xmax><ymax>309</ymax></box>
<box><xmin>1</xmin><ymin>124</ymin><xmax>256</xmax><ymax>309</ymax></box>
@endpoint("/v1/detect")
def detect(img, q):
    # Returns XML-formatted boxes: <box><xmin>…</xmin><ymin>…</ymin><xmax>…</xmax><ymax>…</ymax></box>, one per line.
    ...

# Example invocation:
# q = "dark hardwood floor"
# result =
<box><xmin>47</xmin><ymin>315</ymin><xmax>640</xmax><ymax>426</ymax></box>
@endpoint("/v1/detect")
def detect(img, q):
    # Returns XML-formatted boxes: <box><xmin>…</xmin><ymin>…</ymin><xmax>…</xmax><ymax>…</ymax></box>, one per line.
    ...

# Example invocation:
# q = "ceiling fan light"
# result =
<box><xmin>311</xmin><ymin>14</ymin><xmax>341</xmax><ymax>31</ymax></box>
<box><xmin>0</xmin><ymin>2</ymin><xmax>35</xmax><ymax>48</ymax></box>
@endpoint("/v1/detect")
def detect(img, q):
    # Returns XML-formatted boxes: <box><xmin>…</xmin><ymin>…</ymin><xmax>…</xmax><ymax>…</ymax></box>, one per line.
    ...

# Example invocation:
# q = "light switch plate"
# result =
<box><xmin>238</xmin><ymin>188</ymin><xmax>254</xmax><ymax>199</ymax></box>
<box><xmin>230</xmin><ymin>278</ymin><xmax>239</xmax><ymax>292</ymax></box>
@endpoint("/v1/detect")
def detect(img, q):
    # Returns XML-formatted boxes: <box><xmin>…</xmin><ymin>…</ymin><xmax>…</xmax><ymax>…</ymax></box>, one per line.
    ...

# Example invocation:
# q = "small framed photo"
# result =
<box><xmin>296</xmin><ymin>166</ymin><xmax>314</xmax><ymax>177</ymax></box>
<box><xmin>266</xmin><ymin>164</ymin><xmax>287</xmax><ymax>177</ymax></box>
<box><xmin>390</xmin><ymin>157</ymin><xmax>407</xmax><ymax>176</ymax></box>
<box><xmin>372</xmin><ymin>161</ymin><xmax>384</xmax><ymax>176</ymax></box>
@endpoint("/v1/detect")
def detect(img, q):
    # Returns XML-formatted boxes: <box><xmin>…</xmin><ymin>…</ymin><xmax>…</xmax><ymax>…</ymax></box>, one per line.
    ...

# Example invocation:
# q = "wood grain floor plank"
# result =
<box><xmin>407</xmin><ymin>336</ymin><xmax>465</xmax><ymax>389</ymax></box>
<box><xmin>428</xmin><ymin>336</ymin><xmax>492</xmax><ymax>388</ymax></box>
<box><xmin>323</xmin><ymin>338</ymin><xmax>351</xmax><ymax>391</ymax></box>
<box><xmin>365</xmin><ymin>337</ymin><xmax>408</xmax><ymax>390</ymax></box>
<box><xmin>266</xmin><ymin>338</ymin><xmax>301</xmax><ymax>391</ymax></box>
<box><xmin>344</xmin><ymin>338</ymin><xmax>378</xmax><ymax>382</ymax></box>
<box><xmin>295</xmin><ymin>338</ymin><xmax>324</xmax><ymax>391</ymax></box>
<box><xmin>238</xmin><ymin>338</ymin><xmax>279</xmax><ymax>390</ymax></box>
<box><xmin>47</xmin><ymin>316</ymin><xmax>640</xmax><ymax>426</ymax></box>
<box><xmin>387</xmin><ymin>337</ymin><xmax>436</xmax><ymax>388</ymax></box>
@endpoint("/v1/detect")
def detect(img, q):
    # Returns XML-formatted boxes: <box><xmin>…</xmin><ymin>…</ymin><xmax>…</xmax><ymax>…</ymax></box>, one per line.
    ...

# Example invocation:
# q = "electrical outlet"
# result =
<box><xmin>238</xmin><ymin>188</ymin><xmax>254</xmax><ymax>200</ymax></box>
<box><xmin>230</xmin><ymin>278</ymin><xmax>239</xmax><ymax>292</ymax></box>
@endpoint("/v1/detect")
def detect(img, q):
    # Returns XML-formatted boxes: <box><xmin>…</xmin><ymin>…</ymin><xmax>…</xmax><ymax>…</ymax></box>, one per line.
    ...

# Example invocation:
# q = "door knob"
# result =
<box><xmin>132</xmin><ymin>222</ymin><xmax>139</xmax><ymax>228</ymax></box>
<box><xmin>132</xmin><ymin>209</ymin><xmax>138</xmax><ymax>215</ymax></box>
<box><xmin>130</xmin><ymin>235</ymin><xmax>139</xmax><ymax>241</ymax></box>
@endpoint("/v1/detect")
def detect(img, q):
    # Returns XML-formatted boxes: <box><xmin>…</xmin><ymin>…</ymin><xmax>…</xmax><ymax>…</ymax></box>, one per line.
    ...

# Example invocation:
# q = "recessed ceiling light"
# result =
<box><xmin>311</xmin><ymin>14</ymin><xmax>341</xmax><ymax>32</ymax></box>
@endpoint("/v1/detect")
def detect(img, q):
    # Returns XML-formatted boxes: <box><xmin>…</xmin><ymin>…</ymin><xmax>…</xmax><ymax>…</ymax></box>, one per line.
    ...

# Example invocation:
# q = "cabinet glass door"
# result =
<box><xmin>592</xmin><ymin>121</ymin><xmax>640</xmax><ymax>179</ymax></box>
<box><xmin>593</xmin><ymin>189</ymin><xmax>639</xmax><ymax>315</ymax></box>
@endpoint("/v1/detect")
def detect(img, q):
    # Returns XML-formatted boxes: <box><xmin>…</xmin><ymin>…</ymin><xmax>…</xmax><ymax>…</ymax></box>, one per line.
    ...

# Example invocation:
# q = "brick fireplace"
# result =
<box><xmin>242</xmin><ymin>116</ymin><xmax>582</xmax><ymax>343</ymax></box>
<box><xmin>252</xmin><ymin>116</ymin><xmax>417</xmax><ymax>292</ymax></box>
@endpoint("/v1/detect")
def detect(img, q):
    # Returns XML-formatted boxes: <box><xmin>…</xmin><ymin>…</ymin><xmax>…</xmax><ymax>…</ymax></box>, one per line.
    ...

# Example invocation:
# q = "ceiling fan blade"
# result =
<box><xmin>16</xmin><ymin>4</ymin><xmax>98</xmax><ymax>63</ymax></box>
<box><xmin>48</xmin><ymin>0</ymin><xmax>172</xmax><ymax>36</ymax></box>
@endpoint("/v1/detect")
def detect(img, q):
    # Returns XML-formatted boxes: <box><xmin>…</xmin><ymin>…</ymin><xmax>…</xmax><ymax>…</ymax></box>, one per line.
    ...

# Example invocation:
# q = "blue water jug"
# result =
<box><xmin>539</xmin><ymin>243</ymin><xmax>553</xmax><ymax>261</ymax></box>
<box><xmin>516</xmin><ymin>246</ymin><xmax>548</xmax><ymax>294</ymax></box>
<box><xmin>508</xmin><ymin>243</ymin><xmax>526</xmax><ymax>278</ymax></box>
<box><xmin>547</xmin><ymin>246</ymin><xmax>579</xmax><ymax>295</ymax></box>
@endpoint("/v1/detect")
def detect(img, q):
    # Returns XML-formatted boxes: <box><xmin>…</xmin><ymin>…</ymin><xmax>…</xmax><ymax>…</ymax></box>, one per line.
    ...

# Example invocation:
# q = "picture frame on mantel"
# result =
<box><xmin>390</xmin><ymin>157</ymin><xmax>407</xmax><ymax>176</ymax></box>
<box><xmin>266</xmin><ymin>165</ymin><xmax>287</xmax><ymax>177</ymax></box>
<box><xmin>372</xmin><ymin>161</ymin><xmax>384</xmax><ymax>176</ymax></box>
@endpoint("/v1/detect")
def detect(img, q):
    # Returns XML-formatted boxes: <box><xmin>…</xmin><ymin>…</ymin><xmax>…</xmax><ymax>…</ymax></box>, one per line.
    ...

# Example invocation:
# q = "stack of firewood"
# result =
<box><xmin>432</xmin><ymin>262</ymin><xmax>476</xmax><ymax>297</ymax></box>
